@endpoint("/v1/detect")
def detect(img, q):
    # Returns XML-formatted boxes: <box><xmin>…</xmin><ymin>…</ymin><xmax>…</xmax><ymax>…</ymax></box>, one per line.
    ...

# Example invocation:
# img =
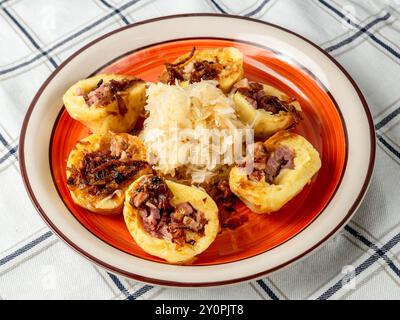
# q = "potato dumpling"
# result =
<box><xmin>63</xmin><ymin>74</ymin><xmax>146</xmax><ymax>134</ymax></box>
<box><xmin>229</xmin><ymin>131</ymin><xmax>321</xmax><ymax>214</ymax></box>
<box><xmin>123</xmin><ymin>175</ymin><xmax>219</xmax><ymax>264</ymax></box>
<box><xmin>66</xmin><ymin>132</ymin><xmax>152</xmax><ymax>215</ymax></box>
<box><xmin>159</xmin><ymin>47</ymin><xmax>244</xmax><ymax>93</ymax></box>
<box><xmin>233</xmin><ymin>81</ymin><xmax>302</xmax><ymax>138</ymax></box>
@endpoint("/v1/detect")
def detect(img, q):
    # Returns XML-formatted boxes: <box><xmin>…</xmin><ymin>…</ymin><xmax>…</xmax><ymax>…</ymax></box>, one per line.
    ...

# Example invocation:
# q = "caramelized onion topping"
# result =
<box><xmin>162</xmin><ymin>47</ymin><xmax>223</xmax><ymax>85</ymax></box>
<box><xmin>67</xmin><ymin>149</ymin><xmax>150</xmax><ymax>196</ymax></box>
<box><xmin>237</xmin><ymin>82</ymin><xmax>302</xmax><ymax>124</ymax></box>
<box><xmin>79</xmin><ymin>78</ymin><xmax>142</xmax><ymax>115</ymax></box>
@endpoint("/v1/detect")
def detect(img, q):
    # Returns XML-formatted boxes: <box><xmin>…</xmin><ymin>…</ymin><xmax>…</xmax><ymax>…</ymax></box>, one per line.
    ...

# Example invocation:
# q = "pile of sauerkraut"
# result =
<box><xmin>140</xmin><ymin>80</ymin><xmax>250</xmax><ymax>183</ymax></box>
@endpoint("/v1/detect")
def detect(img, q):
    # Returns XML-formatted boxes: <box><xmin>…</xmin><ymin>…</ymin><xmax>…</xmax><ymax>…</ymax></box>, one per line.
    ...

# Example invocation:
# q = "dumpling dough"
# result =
<box><xmin>229</xmin><ymin>131</ymin><xmax>321</xmax><ymax>214</ymax></box>
<box><xmin>123</xmin><ymin>175</ymin><xmax>219</xmax><ymax>264</ymax></box>
<box><xmin>66</xmin><ymin>132</ymin><xmax>152</xmax><ymax>215</ymax></box>
<box><xmin>159</xmin><ymin>47</ymin><xmax>244</xmax><ymax>93</ymax></box>
<box><xmin>233</xmin><ymin>82</ymin><xmax>302</xmax><ymax>138</ymax></box>
<box><xmin>63</xmin><ymin>74</ymin><xmax>146</xmax><ymax>134</ymax></box>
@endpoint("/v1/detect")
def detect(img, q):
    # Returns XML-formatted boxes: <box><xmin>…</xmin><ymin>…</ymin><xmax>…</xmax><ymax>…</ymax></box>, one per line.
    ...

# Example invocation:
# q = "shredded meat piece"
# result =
<box><xmin>133</xmin><ymin>191</ymin><xmax>149</xmax><ymax>208</ymax></box>
<box><xmin>253</xmin><ymin>142</ymin><xmax>268</xmax><ymax>164</ymax></box>
<box><xmin>171</xmin><ymin>202</ymin><xmax>193</xmax><ymax>222</ymax></box>
<box><xmin>165</xmin><ymin>67</ymin><xmax>184</xmax><ymax>84</ymax></box>
<box><xmin>130</xmin><ymin>175</ymin><xmax>208</xmax><ymax>245</ymax></box>
<box><xmin>66</xmin><ymin>141</ymin><xmax>150</xmax><ymax>196</ymax></box>
<box><xmin>248</xmin><ymin>169</ymin><xmax>265</xmax><ymax>182</ymax></box>
<box><xmin>249</xmin><ymin>82</ymin><xmax>263</xmax><ymax>91</ymax></box>
<box><xmin>79</xmin><ymin>78</ymin><xmax>141</xmax><ymax>115</ymax></box>
<box><xmin>237</xmin><ymin>81</ymin><xmax>302</xmax><ymax>124</ymax></box>
<box><xmin>243</xmin><ymin>143</ymin><xmax>295</xmax><ymax>184</ymax></box>
<box><xmin>202</xmin><ymin>179</ymin><xmax>247</xmax><ymax>231</ymax></box>
<box><xmin>217</xmin><ymin>180</ymin><xmax>231</xmax><ymax>199</ymax></box>
<box><xmin>115</xmin><ymin>94</ymin><xmax>128</xmax><ymax>116</ymax></box>
<box><xmin>189</xmin><ymin>61</ymin><xmax>223</xmax><ymax>83</ymax></box>
<box><xmin>265</xmin><ymin>145</ymin><xmax>295</xmax><ymax>183</ymax></box>
<box><xmin>241</xmin><ymin>142</ymin><xmax>268</xmax><ymax>181</ymax></box>
<box><xmin>161</xmin><ymin>47</ymin><xmax>223</xmax><ymax>85</ymax></box>
<box><xmin>110</xmin><ymin>136</ymin><xmax>128</xmax><ymax>158</ymax></box>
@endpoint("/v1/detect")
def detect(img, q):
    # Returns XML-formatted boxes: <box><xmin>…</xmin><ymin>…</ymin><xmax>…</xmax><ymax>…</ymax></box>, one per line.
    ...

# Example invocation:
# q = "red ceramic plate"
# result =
<box><xmin>50</xmin><ymin>38</ymin><xmax>346</xmax><ymax>266</ymax></box>
<box><xmin>21</xmin><ymin>15</ymin><xmax>374</xmax><ymax>286</ymax></box>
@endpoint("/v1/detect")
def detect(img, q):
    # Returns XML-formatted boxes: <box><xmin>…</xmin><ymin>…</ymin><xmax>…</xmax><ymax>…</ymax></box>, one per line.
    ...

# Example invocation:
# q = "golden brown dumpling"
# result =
<box><xmin>159</xmin><ymin>47</ymin><xmax>244</xmax><ymax>93</ymax></box>
<box><xmin>63</xmin><ymin>74</ymin><xmax>146</xmax><ymax>134</ymax></box>
<box><xmin>233</xmin><ymin>81</ymin><xmax>302</xmax><ymax>138</ymax></box>
<box><xmin>123</xmin><ymin>175</ymin><xmax>219</xmax><ymax>264</ymax></box>
<box><xmin>229</xmin><ymin>131</ymin><xmax>321</xmax><ymax>214</ymax></box>
<box><xmin>66</xmin><ymin>132</ymin><xmax>152</xmax><ymax>215</ymax></box>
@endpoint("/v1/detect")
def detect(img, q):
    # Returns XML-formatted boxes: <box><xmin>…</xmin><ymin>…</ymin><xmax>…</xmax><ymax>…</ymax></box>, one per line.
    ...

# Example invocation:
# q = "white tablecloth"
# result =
<box><xmin>0</xmin><ymin>0</ymin><xmax>399</xmax><ymax>300</ymax></box>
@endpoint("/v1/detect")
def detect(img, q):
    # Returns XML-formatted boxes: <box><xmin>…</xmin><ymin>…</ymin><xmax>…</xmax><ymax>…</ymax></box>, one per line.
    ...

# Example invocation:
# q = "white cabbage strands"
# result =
<box><xmin>141</xmin><ymin>81</ymin><xmax>251</xmax><ymax>183</ymax></box>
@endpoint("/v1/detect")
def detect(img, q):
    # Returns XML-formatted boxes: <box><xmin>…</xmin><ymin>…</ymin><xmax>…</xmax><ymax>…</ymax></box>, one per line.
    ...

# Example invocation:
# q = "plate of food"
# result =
<box><xmin>20</xmin><ymin>14</ymin><xmax>375</xmax><ymax>286</ymax></box>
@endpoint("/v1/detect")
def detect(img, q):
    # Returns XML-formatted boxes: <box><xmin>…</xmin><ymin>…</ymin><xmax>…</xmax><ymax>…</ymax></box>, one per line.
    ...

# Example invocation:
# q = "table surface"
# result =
<box><xmin>0</xmin><ymin>0</ymin><xmax>399</xmax><ymax>300</ymax></box>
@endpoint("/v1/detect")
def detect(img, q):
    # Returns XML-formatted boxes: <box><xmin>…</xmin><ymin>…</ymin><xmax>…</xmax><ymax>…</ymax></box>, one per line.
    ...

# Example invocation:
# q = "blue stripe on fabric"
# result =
<box><xmin>0</xmin><ymin>0</ymin><xmax>141</xmax><ymax>76</ymax></box>
<box><xmin>108</xmin><ymin>273</ymin><xmax>153</xmax><ymax>300</ymax></box>
<box><xmin>1</xmin><ymin>7</ymin><xmax>58</xmax><ymax>68</ymax></box>
<box><xmin>377</xmin><ymin>135</ymin><xmax>400</xmax><ymax>159</ymax></box>
<box><xmin>98</xmin><ymin>0</ymin><xmax>130</xmax><ymax>25</ymax></box>
<box><xmin>244</xmin><ymin>0</ymin><xmax>270</xmax><ymax>17</ymax></box>
<box><xmin>319</xmin><ymin>0</ymin><xmax>400</xmax><ymax>60</ymax></box>
<box><xmin>0</xmin><ymin>53</ymin><xmax>45</xmax><ymax>76</ymax></box>
<box><xmin>345</xmin><ymin>225</ymin><xmax>400</xmax><ymax>278</ymax></box>
<box><xmin>326</xmin><ymin>13</ymin><xmax>391</xmax><ymax>52</ymax></box>
<box><xmin>317</xmin><ymin>231</ymin><xmax>400</xmax><ymax>300</ymax></box>
<box><xmin>0</xmin><ymin>133</ymin><xmax>18</xmax><ymax>161</ymax></box>
<box><xmin>375</xmin><ymin>106</ymin><xmax>400</xmax><ymax>130</ymax></box>
<box><xmin>107</xmin><ymin>273</ymin><xmax>133</xmax><ymax>298</ymax></box>
<box><xmin>368</xmin><ymin>32</ymin><xmax>400</xmax><ymax>60</ymax></box>
<box><xmin>126</xmin><ymin>285</ymin><xmax>153</xmax><ymax>300</ymax></box>
<box><xmin>209</xmin><ymin>0</ymin><xmax>227</xmax><ymax>14</ymax></box>
<box><xmin>0</xmin><ymin>231</ymin><xmax>53</xmax><ymax>267</ymax></box>
<box><xmin>0</xmin><ymin>145</ymin><xmax>17</xmax><ymax>163</ymax></box>
<box><xmin>0</xmin><ymin>132</ymin><xmax>10</xmax><ymax>147</ymax></box>
<box><xmin>256</xmin><ymin>279</ymin><xmax>279</xmax><ymax>300</ymax></box>
<box><xmin>210</xmin><ymin>0</ymin><xmax>270</xmax><ymax>17</ymax></box>
<box><xmin>319</xmin><ymin>0</ymin><xmax>361</xmax><ymax>23</ymax></box>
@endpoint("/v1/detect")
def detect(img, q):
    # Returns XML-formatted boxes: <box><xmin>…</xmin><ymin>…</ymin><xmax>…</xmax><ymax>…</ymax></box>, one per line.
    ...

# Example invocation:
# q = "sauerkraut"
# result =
<box><xmin>141</xmin><ymin>81</ymin><xmax>250</xmax><ymax>183</ymax></box>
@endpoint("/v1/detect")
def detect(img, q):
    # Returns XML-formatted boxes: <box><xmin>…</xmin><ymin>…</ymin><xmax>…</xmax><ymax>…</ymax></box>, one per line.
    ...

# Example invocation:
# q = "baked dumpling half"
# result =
<box><xmin>124</xmin><ymin>175</ymin><xmax>219</xmax><ymax>264</ymax></box>
<box><xmin>232</xmin><ymin>80</ymin><xmax>302</xmax><ymax>138</ymax></box>
<box><xmin>159</xmin><ymin>47</ymin><xmax>244</xmax><ymax>93</ymax></box>
<box><xmin>229</xmin><ymin>131</ymin><xmax>321</xmax><ymax>214</ymax></box>
<box><xmin>66</xmin><ymin>132</ymin><xmax>152</xmax><ymax>215</ymax></box>
<box><xmin>63</xmin><ymin>74</ymin><xmax>146</xmax><ymax>134</ymax></box>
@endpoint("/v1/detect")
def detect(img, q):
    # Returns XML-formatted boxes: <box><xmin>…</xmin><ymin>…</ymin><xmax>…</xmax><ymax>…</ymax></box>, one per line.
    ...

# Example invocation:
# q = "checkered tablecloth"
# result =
<box><xmin>0</xmin><ymin>0</ymin><xmax>399</xmax><ymax>300</ymax></box>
